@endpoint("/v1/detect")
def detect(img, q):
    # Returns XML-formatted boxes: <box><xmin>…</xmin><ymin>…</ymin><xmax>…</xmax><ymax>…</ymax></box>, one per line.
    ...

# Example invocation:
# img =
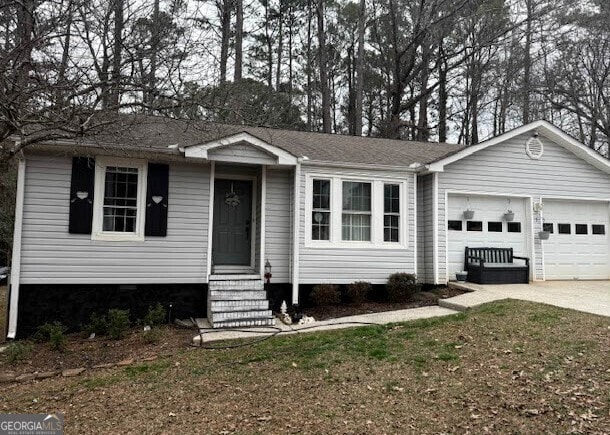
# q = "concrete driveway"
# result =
<box><xmin>440</xmin><ymin>280</ymin><xmax>610</xmax><ymax>318</ymax></box>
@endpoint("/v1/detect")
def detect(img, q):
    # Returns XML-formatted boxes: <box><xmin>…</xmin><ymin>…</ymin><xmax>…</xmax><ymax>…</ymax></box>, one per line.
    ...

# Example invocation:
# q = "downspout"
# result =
<box><xmin>8</xmin><ymin>157</ymin><xmax>26</xmax><ymax>339</ymax></box>
<box><xmin>291</xmin><ymin>159</ymin><xmax>303</xmax><ymax>304</ymax></box>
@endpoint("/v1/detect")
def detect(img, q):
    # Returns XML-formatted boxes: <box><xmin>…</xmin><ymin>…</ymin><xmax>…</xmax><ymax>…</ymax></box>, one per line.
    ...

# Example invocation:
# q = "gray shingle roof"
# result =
<box><xmin>73</xmin><ymin>114</ymin><xmax>465</xmax><ymax>167</ymax></box>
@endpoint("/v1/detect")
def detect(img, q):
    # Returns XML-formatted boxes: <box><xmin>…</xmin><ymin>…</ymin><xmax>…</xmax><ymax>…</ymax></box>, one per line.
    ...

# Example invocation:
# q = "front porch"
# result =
<box><xmin>183</xmin><ymin>133</ymin><xmax>302</xmax><ymax>327</ymax></box>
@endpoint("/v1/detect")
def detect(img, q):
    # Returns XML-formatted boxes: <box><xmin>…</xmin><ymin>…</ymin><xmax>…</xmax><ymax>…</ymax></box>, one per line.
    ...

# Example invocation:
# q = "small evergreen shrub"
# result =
<box><xmin>309</xmin><ymin>284</ymin><xmax>341</xmax><ymax>306</ymax></box>
<box><xmin>345</xmin><ymin>281</ymin><xmax>372</xmax><ymax>304</ymax></box>
<box><xmin>142</xmin><ymin>328</ymin><xmax>162</xmax><ymax>345</ymax></box>
<box><xmin>386</xmin><ymin>273</ymin><xmax>420</xmax><ymax>302</ymax></box>
<box><xmin>5</xmin><ymin>341</ymin><xmax>33</xmax><ymax>364</ymax></box>
<box><xmin>143</xmin><ymin>303</ymin><xmax>167</xmax><ymax>326</ymax></box>
<box><xmin>107</xmin><ymin>309</ymin><xmax>131</xmax><ymax>340</ymax></box>
<box><xmin>34</xmin><ymin>322</ymin><xmax>67</xmax><ymax>351</ymax></box>
<box><xmin>84</xmin><ymin>312</ymin><xmax>109</xmax><ymax>336</ymax></box>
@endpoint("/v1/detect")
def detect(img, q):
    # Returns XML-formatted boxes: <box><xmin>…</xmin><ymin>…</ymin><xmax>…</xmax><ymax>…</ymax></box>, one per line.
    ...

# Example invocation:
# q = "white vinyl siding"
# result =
<box><xmin>264</xmin><ymin>168</ymin><xmax>293</xmax><ymax>283</ymax></box>
<box><xmin>20</xmin><ymin>154</ymin><xmax>210</xmax><ymax>284</ymax></box>
<box><xmin>435</xmin><ymin>133</ymin><xmax>610</xmax><ymax>283</ymax></box>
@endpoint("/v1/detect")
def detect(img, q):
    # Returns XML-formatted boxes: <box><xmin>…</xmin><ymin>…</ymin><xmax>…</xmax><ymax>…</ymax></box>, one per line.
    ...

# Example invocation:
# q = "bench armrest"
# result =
<box><xmin>466</xmin><ymin>255</ymin><xmax>485</xmax><ymax>267</ymax></box>
<box><xmin>513</xmin><ymin>256</ymin><xmax>529</xmax><ymax>266</ymax></box>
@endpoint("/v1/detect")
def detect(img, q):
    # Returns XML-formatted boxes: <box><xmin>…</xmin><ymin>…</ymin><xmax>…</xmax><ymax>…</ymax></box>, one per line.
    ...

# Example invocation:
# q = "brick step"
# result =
<box><xmin>211</xmin><ymin>317</ymin><xmax>276</xmax><ymax>329</ymax></box>
<box><xmin>210</xmin><ymin>309</ymin><xmax>273</xmax><ymax>323</ymax></box>
<box><xmin>209</xmin><ymin>281</ymin><xmax>265</xmax><ymax>291</ymax></box>
<box><xmin>210</xmin><ymin>300</ymin><xmax>269</xmax><ymax>312</ymax></box>
<box><xmin>209</xmin><ymin>274</ymin><xmax>260</xmax><ymax>281</ymax></box>
<box><xmin>210</xmin><ymin>290</ymin><xmax>267</xmax><ymax>301</ymax></box>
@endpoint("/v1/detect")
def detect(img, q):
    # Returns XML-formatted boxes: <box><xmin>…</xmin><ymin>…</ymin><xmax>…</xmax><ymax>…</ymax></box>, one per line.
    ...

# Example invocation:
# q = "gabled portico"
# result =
<box><xmin>181</xmin><ymin>132</ymin><xmax>302</xmax><ymax>326</ymax></box>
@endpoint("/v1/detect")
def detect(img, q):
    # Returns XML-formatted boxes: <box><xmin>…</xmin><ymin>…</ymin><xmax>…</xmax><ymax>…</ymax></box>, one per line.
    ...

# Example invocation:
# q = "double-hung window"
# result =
<box><xmin>383</xmin><ymin>184</ymin><xmax>400</xmax><ymax>242</ymax></box>
<box><xmin>342</xmin><ymin>181</ymin><xmax>372</xmax><ymax>241</ymax></box>
<box><xmin>92</xmin><ymin>157</ymin><xmax>146</xmax><ymax>241</ymax></box>
<box><xmin>312</xmin><ymin>179</ymin><xmax>331</xmax><ymax>240</ymax></box>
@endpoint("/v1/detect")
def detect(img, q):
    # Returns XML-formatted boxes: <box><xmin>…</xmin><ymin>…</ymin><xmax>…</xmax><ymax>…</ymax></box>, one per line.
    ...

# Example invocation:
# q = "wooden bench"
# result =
<box><xmin>464</xmin><ymin>247</ymin><xmax>529</xmax><ymax>284</ymax></box>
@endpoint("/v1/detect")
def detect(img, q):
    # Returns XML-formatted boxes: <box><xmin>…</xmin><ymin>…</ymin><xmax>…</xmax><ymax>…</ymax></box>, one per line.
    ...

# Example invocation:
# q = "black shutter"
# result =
<box><xmin>145</xmin><ymin>163</ymin><xmax>169</xmax><ymax>237</ymax></box>
<box><xmin>69</xmin><ymin>157</ymin><xmax>95</xmax><ymax>234</ymax></box>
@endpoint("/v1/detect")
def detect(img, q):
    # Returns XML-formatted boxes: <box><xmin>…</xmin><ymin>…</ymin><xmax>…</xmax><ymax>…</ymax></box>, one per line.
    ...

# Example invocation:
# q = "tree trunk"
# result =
<box><xmin>276</xmin><ymin>0</ymin><xmax>284</xmax><ymax>90</ymax></box>
<box><xmin>265</xmin><ymin>1</ymin><xmax>273</xmax><ymax>87</ymax></box>
<box><xmin>316</xmin><ymin>0</ymin><xmax>331</xmax><ymax>133</ymax></box>
<box><xmin>234</xmin><ymin>0</ymin><xmax>243</xmax><ymax>82</ymax></box>
<box><xmin>354</xmin><ymin>0</ymin><xmax>365</xmax><ymax>136</ymax></box>
<box><xmin>438</xmin><ymin>43</ymin><xmax>448</xmax><ymax>143</ymax></box>
<box><xmin>523</xmin><ymin>0</ymin><xmax>533</xmax><ymax>124</ymax></box>
<box><xmin>109</xmin><ymin>0</ymin><xmax>124</xmax><ymax>109</ymax></box>
<box><xmin>416</xmin><ymin>44</ymin><xmax>431</xmax><ymax>141</ymax></box>
<box><xmin>306</xmin><ymin>0</ymin><xmax>313</xmax><ymax>130</ymax></box>
<box><xmin>148</xmin><ymin>0</ymin><xmax>160</xmax><ymax>111</ymax></box>
<box><xmin>57</xmin><ymin>2</ymin><xmax>73</xmax><ymax>108</ymax></box>
<box><xmin>219</xmin><ymin>0</ymin><xmax>231</xmax><ymax>83</ymax></box>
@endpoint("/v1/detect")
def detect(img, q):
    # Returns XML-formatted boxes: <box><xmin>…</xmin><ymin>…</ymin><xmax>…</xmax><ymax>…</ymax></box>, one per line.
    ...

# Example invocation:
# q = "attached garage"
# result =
<box><xmin>542</xmin><ymin>199</ymin><xmax>610</xmax><ymax>280</ymax></box>
<box><xmin>446</xmin><ymin>194</ymin><xmax>531</xmax><ymax>280</ymax></box>
<box><xmin>424</xmin><ymin>120</ymin><xmax>610</xmax><ymax>285</ymax></box>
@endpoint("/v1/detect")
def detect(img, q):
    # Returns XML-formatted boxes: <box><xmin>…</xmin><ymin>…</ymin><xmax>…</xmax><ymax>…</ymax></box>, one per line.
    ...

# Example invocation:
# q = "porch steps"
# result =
<box><xmin>207</xmin><ymin>277</ymin><xmax>275</xmax><ymax>328</ymax></box>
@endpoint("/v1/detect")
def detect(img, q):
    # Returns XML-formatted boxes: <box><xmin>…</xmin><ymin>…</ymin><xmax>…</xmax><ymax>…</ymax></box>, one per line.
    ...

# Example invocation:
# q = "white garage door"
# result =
<box><xmin>447</xmin><ymin>194</ymin><xmax>530</xmax><ymax>280</ymax></box>
<box><xmin>543</xmin><ymin>200</ymin><xmax>610</xmax><ymax>280</ymax></box>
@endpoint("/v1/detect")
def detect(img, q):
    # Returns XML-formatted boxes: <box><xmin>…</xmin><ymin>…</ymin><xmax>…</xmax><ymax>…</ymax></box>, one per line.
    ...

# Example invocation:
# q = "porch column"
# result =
<box><xmin>259</xmin><ymin>165</ymin><xmax>267</xmax><ymax>280</ymax></box>
<box><xmin>291</xmin><ymin>162</ymin><xmax>301</xmax><ymax>304</ymax></box>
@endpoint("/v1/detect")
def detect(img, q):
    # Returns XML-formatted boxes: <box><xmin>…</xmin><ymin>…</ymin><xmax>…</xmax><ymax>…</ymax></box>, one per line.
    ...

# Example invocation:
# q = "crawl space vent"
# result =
<box><xmin>526</xmin><ymin>137</ymin><xmax>544</xmax><ymax>160</ymax></box>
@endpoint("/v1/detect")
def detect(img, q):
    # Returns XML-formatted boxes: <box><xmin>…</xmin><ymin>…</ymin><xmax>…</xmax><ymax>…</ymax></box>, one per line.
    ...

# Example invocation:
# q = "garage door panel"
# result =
<box><xmin>543</xmin><ymin>200</ymin><xmax>610</xmax><ymax>280</ymax></box>
<box><xmin>447</xmin><ymin>194</ymin><xmax>529</xmax><ymax>279</ymax></box>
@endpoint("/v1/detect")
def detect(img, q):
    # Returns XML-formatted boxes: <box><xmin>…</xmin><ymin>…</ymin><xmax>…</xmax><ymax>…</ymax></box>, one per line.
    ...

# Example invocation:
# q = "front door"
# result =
<box><xmin>212</xmin><ymin>179</ymin><xmax>253</xmax><ymax>266</ymax></box>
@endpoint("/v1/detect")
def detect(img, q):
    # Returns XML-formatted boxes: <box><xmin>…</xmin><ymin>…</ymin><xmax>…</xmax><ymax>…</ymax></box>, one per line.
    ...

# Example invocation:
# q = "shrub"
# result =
<box><xmin>143</xmin><ymin>303</ymin><xmax>166</xmax><ymax>326</ymax></box>
<box><xmin>142</xmin><ymin>328</ymin><xmax>162</xmax><ymax>345</ymax></box>
<box><xmin>34</xmin><ymin>322</ymin><xmax>67</xmax><ymax>351</ymax></box>
<box><xmin>107</xmin><ymin>309</ymin><xmax>131</xmax><ymax>340</ymax></box>
<box><xmin>5</xmin><ymin>341</ymin><xmax>33</xmax><ymax>364</ymax></box>
<box><xmin>386</xmin><ymin>273</ymin><xmax>420</xmax><ymax>302</ymax></box>
<box><xmin>309</xmin><ymin>284</ymin><xmax>341</xmax><ymax>306</ymax></box>
<box><xmin>345</xmin><ymin>281</ymin><xmax>372</xmax><ymax>304</ymax></box>
<box><xmin>84</xmin><ymin>312</ymin><xmax>109</xmax><ymax>336</ymax></box>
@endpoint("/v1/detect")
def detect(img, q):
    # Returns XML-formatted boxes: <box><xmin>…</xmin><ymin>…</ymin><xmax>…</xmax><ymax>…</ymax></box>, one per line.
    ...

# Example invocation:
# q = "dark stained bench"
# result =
<box><xmin>464</xmin><ymin>247</ymin><xmax>529</xmax><ymax>284</ymax></box>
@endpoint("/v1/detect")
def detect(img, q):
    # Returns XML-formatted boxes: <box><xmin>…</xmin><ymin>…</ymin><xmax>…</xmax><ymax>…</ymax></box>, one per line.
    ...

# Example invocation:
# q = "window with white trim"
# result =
<box><xmin>306</xmin><ymin>175</ymin><xmax>407</xmax><ymax>248</ymax></box>
<box><xmin>383</xmin><ymin>184</ymin><xmax>400</xmax><ymax>242</ymax></box>
<box><xmin>92</xmin><ymin>157</ymin><xmax>147</xmax><ymax>241</ymax></box>
<box><xmin>103</xmin><ymin>166</ymin><xmax>139</xmax><ymax>232</ymax></box>
<box><xmin>312</xmin><ymin>178</ymin><xmax>331</xmax><ymax>241</ymax></box>
<box><xmin>342</xmin><ymin>181</ymin><xmax>372</xmax><ymax>241</ymax></box>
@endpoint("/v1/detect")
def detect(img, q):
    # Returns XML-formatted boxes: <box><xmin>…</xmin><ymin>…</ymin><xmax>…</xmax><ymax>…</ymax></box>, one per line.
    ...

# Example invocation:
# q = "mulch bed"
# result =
<box><xmin>0</xmin><ymin>325</ymin><xmax>194</xmax><ymax>375</ymax></box>
<box><xmin>303</xmin><ymin>286</ymin><xmax>467</xmax><ymax>321</ymax></box>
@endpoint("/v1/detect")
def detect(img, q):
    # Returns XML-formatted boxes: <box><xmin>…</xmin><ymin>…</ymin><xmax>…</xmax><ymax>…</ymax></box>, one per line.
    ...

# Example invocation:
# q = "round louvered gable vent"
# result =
<box><xmin>526</xmin><ymin>137</ymin><xmax>544</xmax><ymax>160</ymax></box>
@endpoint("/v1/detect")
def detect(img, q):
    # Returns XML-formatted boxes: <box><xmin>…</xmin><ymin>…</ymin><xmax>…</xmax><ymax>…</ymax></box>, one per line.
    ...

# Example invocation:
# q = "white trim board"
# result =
<box><xmin>206</xmin><ymin>162</ymin><xmax>216</xmax><ymax>282</ymax></box>
<box><xmin>183</xmin><ymin>132</ymin><xmax>299</xmax><ymax>166</ymax></box>
<box><xmin>7</xmin><ymin>158</ymin><xmax>26</xmax><ymax>339</ymax></box>
<box><xmin>292</xmin><ymin>163</ymin><xmax>301</xmax><ymax>304</ymax></box>
<box><xmin>427</xmin><ymin>120</ymin><xmax>610</xmax><ymax>175</ymax></box>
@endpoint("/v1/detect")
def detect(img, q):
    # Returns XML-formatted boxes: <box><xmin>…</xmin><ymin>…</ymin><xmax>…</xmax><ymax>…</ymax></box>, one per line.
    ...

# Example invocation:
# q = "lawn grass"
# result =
<box><xmin>1</xmin><ymin>300</ymin><xmax>609</xmax><ymax>434</ymax></box>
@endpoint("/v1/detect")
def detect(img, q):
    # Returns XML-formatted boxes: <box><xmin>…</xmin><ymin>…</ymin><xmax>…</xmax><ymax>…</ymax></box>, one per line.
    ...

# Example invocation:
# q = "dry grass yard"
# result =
<box><xmin>1</xmin><ymin>300</ymin><xmax>609</xmax><ymax>434</ymax></box>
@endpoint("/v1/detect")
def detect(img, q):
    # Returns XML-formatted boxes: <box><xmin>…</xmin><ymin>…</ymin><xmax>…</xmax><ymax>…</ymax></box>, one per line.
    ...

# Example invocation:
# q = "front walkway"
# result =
<box><xmin>440</xmin><ymin>280</ymin><xmax>610</xmax><ymax>317</ymax></box>
<box><xmin>192</xmin><ymin>305</ymin><xmax>457</xmax><ymax>345</ymax></box>
<box><xmin>192</xmin><ymin>280</ymin><xmax>610</xmax><ymax>345</ymax></box>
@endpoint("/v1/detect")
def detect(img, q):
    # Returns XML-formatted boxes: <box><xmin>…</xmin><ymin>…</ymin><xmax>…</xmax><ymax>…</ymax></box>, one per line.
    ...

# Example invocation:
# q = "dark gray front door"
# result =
<box><xmin>212</xmin><ymin>179</ymin><xmax>253</xmax><ymax>265</ymax></box>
